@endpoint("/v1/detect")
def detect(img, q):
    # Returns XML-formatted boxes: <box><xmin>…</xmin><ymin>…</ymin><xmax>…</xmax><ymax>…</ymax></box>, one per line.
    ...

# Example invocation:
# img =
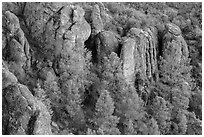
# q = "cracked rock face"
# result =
<box><xmin>2</xmin><ymin>64</ymin><xmax>52</xmax><ymax>135</ymax></box>
<box><xmin>3</xmin><ymin>11</ymin><xmax>31</xmax><ymax>82</ymax></box>
<box><xmin>162</xmin><ymin>23</ymin><xmax>189</xmax><ymax>63</ymax></box>
<box><xmin>120</xmin><ymin>27</ymin><xmax>158</xmax><ymax>84</ymax></box>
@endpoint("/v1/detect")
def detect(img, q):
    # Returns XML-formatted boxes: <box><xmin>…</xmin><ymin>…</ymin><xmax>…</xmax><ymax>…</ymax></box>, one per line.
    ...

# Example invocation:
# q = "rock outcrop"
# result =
<box><xmin>51</xmin><ymin>5</ymin><xmax>91</xmax><ymax>76</ymax></box>
<box><xmin>3</xmin><ymin>11</ymin><xmax>31</xmax><ymax>79</ymax></box>
<box><xmin>2</xmin><ymin>63</ymin><xmax>52</xmax><ymax>135</ymax></box>
<box><xmin>95</xmin><ymin>31</ymin><xmax>121</xmax><ymax>63</ymax></box>
<box><xmin>162</xmin><ymin>23</ymin><xmax>189</xmax><ymax>63</ymax></box>
<box><xmin>22</xmin><ymin>3</ymin><xmax>91</xmax><ymax>76</ymax></box>
<box><xmin>91</xmin><ymin>4</ymin><xmax>104</xmax><ymax>37</ymax></box>
<box><xmin>120</xmin><ymin>27</ymin><xmax>158</xmax><ymax>84</ymax></box>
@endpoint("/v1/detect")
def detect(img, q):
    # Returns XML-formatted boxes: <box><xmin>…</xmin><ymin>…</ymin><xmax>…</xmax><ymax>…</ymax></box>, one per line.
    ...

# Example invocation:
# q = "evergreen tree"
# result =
<box><xmin>93</xmin><ymin>90</ymin><xmax>120</xmax><ymax>135</ymax></box>
<box><xmin>47</xmin><ymin>38</ymin><xmax>93</xmax><ymax>133</ymax></box>
<box><xmin>150</xmin><ymin>96</ymin><xmax>171</xmax><ymax>134</ymax></box>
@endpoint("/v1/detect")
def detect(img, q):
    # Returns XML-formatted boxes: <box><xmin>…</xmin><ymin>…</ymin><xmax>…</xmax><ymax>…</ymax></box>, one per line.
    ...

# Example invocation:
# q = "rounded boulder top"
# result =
<box><xmin>165</xmin><ymin>23</ymin><xmax>181</xmax><ymax>36</ymax></box>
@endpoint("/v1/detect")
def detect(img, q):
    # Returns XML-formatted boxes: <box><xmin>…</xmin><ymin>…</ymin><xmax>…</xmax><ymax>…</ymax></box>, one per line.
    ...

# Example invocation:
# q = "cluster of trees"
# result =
<box><xmin>36</xmin><ymin>48</ymin><xmax>201</xmax><ymax>134</ymax></box>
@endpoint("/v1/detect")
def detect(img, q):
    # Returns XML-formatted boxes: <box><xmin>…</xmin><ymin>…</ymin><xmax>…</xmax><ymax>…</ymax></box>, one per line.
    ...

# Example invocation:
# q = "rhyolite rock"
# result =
<box><xmin>3</xmin><ymin>11</ymin><xmax>31</xmax><ymax>82</ymax></box>
<box><xmin>162</xmin><ymin>23</ymin><xmax>189</xmax><ymax>63</ymax></box>
<box><xmin>4</xmin><ymin>11</ymin><xmax>31</xmax><ymax>67</ymax></box>
<box><xmin>120</xmin><ymin>27</ymin><xmax>158</xmax><ymax>84</ymax></box>
<box><xmin>52</xmin><ymin>5</ymin><xmax>91</xmax><ymax>76</ymax></box>
<box><xmin>91</xmin><ymin>4</ymin><xmax>104</xmax><ymax>37</ymax></box>
<box><xmin>95</xmin><ymin>31</ymin><xmax>121</xmax><ymax>63</ymax></box>
<box><xmin>23</xmin><ymin>3</ymin><xmax>91</xmax><ymax>76</ymax></box>
<box><xmin>2</xmin><ymin>63</ymin><xmax>52</xmax><ymax>135</ymax></box>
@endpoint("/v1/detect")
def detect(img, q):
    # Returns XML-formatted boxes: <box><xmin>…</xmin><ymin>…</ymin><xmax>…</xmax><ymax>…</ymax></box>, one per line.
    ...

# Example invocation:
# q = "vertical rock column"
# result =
<box><xmin>91</xmin><ymin>4</ymin><xmax>104</xmax><ymax>37</ymax></box>
<box><xmin>162</xmin><ymin>23</ymin><xmax>189</xmax><ymax>63</ymax></box>
<box><xmin>120</xmin><ymin>27</ymin><xmax>158</xmax><ymax>85</ymax></box>
<box><xmin>144</xmin><ymin>26</ymin><xmax>158</xmax><ymax>81</ymax></box>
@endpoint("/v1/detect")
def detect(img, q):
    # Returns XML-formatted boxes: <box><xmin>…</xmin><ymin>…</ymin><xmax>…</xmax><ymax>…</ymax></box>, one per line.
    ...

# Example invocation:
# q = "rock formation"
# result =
<box><xmin>120</xmin><ymin>27</ymin><xmax>158</xmax><ymax>84</ymax></box>
<box><xmin>162</xmin><ymin>23</ymin><xmax>189</xmax><ymax>63</ymax></box>
<box><xmin>2</xmin><ymin>63</ymin><xmax>52</xmax><ymax>135</ymax></box>
<box><xmin>23</xmin><ymin>3</ymin><xmax>91</xmax><ymax>76</ymax></box>
<box><xmin>3</xmin><ymin>11</ymin><xmax>31</xmax><ymax>82</ymax></box>
<box><xmin>51</xmin><ymin>5</ymin><xmax>91</xmax><ymax>76</ymax></box>
<box><xmin>95</xmin><ymin>31</ymin><xmax>121</xmax><ymax>63</ymax></box>
<box><xmin>91</xmin><ymin>4</ymin><xmax>104</xmax><ymax>37</ymax></box>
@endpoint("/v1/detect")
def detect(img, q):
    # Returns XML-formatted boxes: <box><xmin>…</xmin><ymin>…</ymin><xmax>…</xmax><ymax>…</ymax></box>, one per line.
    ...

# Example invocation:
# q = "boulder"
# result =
<box><xmin>95</xmin><ymin>31</ymin><xmax>121</xmax><ymax>63</ymax></box>
<box><xmin>165</xmin><ymin>23</ymin><xmax>181</xmax><ymax>36</ymax></box>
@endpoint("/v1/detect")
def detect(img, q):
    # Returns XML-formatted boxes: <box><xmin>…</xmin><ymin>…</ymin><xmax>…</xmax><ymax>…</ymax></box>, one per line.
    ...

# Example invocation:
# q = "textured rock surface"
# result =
<box><xmin>91</xmin><ymin>4</ymin><xmax>104</xmax><ymax>37</ymax></box>
<box><xmin>162</xmin><ymin>23</ymin><xmax>189</xmax><ymax>63</ymax></box>
<box><xmin>3</xmin><ymin>11</ymin><xmax>31</xmax><ymax>82</ymax></box>
<box><xmin>52</xmin><ymin>5</ymin><xmax>91</xmax><ymax>76</ymax></box>
<box><xmin>5</xmin><ymin>11</ymin><xmax>30</xmax><ymax>68</ymax></box>
<box><xmin>12</xmin><ymin>3</ymin><xmax>91</xmax><ymax>77</ymax></box>
<box><xmin>120</xmin><ymin>38</ymin><xmax>136</xmax><ymax>84</ymax></box>
<box><xmin>95</xmin><ymin>31</ymin><xmax>121</xmax><ymax>63</ymax></box>
<box><xmin>2</xmin><ymin>64</ymin><xmax>52</xmax><ymax>135</ymax></box>
<box><xmin>120</xmin><ymin>27</ymin><xmax>158</xmax><ymax>84</ymax></box>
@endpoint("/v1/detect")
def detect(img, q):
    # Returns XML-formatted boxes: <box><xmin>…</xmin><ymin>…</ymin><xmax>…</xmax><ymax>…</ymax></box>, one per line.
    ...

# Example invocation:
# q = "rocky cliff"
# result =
<box><xmin>2</xmin><ymin>2</ymin><xmax>199</xmax><ymax>135</ymax></box>
<box><xmin>120</xmin><ymin>26</ymin><xmax>158</xmax><ymax>84</ymax></box>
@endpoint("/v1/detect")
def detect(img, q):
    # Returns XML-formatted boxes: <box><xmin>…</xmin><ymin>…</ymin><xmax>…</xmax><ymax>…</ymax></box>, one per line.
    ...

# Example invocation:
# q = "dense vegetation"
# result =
<box><xmin>2</xmin><ymin>2</ymin><xmax>202</xmax><ymax>135</ymax></box>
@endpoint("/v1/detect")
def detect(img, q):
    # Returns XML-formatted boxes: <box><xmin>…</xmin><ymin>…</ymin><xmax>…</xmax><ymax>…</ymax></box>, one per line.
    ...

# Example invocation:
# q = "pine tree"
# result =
<box><xmin>150</xmin><ymin>96</ymin><xmax>171</xmax><ymax>134</ymax></box>
<box><xmin>94</xmin><ymin>90</ymin><xmax>120</xmax><ymax>135</ymax></box>
<box><xmin>48</xmin><ymin>38</ymin><xmax>93</xmax><ymax>133</ymax></box>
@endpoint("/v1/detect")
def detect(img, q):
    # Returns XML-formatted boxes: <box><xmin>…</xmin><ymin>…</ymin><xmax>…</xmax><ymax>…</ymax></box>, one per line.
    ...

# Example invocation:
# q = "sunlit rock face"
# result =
<box><xmin>121</xmin><ymin>27</ymin><xmax>158</xmax><ymax>84</ymax></box>
<box><xmin>162</xmin><ymin>23</ymin><xmax>189</xmax><ymax>63</ymax></box>
<box><xmin>3</xmin><ymin>11</ymin><xmax>31</xmax><ymax>82</ymax></box>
